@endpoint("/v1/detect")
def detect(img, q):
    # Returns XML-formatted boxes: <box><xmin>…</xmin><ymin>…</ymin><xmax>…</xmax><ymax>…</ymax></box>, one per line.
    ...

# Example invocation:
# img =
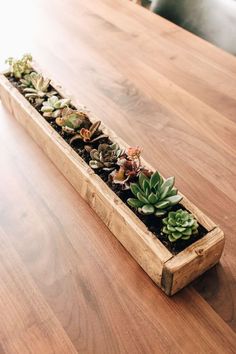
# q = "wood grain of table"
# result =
<box><xmin>0</xmin><ymin>0</ymin><xmax>236</xmax><ymax>352</ymax></box>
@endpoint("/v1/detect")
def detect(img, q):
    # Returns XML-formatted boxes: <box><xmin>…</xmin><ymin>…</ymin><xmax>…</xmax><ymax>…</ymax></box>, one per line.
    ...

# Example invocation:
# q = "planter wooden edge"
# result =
<box><xmin>0</xmin><ymin>65</ymin><xmax>225</xmax><ymax>295</ymax></box>
<box><xmin>161</xmin><ymin>226</ymin><xmax>225</xmax><ymax>295</ymax></box>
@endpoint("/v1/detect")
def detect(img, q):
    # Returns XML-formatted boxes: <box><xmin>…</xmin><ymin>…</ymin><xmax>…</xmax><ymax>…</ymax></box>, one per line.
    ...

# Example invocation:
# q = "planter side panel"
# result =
<box><xmin>0</xmin><ymin>74</ymin><xmax>172</xmax><ymax>287</ymax></box>
<box><xmin>161</xmin><ymin>227</ymin><xmax>225</xmax><ymax>295</ymax></box>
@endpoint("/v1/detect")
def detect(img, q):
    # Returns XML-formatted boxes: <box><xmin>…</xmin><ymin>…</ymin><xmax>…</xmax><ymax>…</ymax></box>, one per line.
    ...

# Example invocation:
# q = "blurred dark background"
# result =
<box><xmin>140</xmin><ymin>0</ymin><xmax>236</xmax><ymax>55</ymax></box>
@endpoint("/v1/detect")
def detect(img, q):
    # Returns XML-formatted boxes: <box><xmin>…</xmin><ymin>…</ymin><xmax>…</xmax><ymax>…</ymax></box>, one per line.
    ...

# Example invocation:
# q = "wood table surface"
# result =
<box><xmin>0</xmin><ymin>0</ymin><xmax>236</xmax><ymax>352</ymax></box>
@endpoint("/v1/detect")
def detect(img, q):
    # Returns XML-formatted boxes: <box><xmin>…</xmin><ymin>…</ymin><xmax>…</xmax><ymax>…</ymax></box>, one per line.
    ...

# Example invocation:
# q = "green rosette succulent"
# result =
<box><xmin>89</xmin><ymin>143</ymin><xmax>122</xmax><ymax>170</ymax></box>
<box><xmin>6</xmin><ymin>54</ymin><xmax>32</xmax><ymax>79</ymax></box>
<box><xmin>23</xmin><ymin>73</ymin><xmax>56</xmax><ymax>103</ymax></box>
<box><xmin>19</xmin><ymin>72</ymin><xmax>36</xmax><ymax>88</ymax></box>
<box><xmin>127</xmin><ymin>171</ymin><xmax>182</xmax><ymax>217</ymax></box>
<box><xmin>41</xmin><ymin>95</ymin><xmax>71</xmax><ymax>118</ymax></box>
<box><xmin>162</xmin><ymin>209</ymin><xmax>199</xmax><ymax>242</ymax></box>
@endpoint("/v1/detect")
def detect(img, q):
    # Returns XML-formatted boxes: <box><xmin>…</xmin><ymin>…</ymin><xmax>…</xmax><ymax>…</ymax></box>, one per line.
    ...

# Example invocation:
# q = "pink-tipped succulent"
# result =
<box><xmin>110</xmin><ymin>146</ymin><xmax>150</xmax><ymax>189</ymax></box>
<box><xmin>126</xmin><ymin>147</ymin><xmax>142</xmax><ymax>160</ymax></box>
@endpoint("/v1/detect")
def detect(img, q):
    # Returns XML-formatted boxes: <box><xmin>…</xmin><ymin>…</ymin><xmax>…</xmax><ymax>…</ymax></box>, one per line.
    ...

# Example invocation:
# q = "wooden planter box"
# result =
<box><xmin>0</xmin><ymin>64</ymin><xmax>225</xmax><ymax>295</ymax></box>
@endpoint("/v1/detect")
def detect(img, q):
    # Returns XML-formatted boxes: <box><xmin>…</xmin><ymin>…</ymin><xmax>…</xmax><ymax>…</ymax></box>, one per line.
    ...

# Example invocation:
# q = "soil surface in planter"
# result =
<box><xmin>6</xmin><ymin>73</ymin><xmax>208</xmax><ymax>255</ymax></box>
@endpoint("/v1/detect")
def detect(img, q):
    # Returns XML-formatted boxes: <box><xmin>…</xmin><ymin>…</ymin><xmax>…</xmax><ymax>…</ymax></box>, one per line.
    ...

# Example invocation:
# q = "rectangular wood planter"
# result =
<box><xmin>0</xmin><ymin>63</ymin><xmax>225</xmax><ymax>295</ymax></box>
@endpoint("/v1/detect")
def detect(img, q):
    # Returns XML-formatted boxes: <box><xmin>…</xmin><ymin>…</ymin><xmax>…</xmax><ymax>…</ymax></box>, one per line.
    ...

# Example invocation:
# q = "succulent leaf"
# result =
<box><xmin>155</xmin><ymin>200</ymin><xmax>170</xmax><ymax>209</ymax></box>
<box><xmin>150</xmin><ymin>171</ymin><xmax>160</xmax><ymax>189</ymax></box>
<box><xmin>89</xmin><ymin>121</ymin><xmax>101</xmax><ymax>136</ymax></box>
<box><xmin>148</xmin><ymin>193</ymin><xmax>158</xmax><ymax>204</ymax></box>
<box><xmin>165</xmin><ymin>195</ymin><xmax>182</xmax><ymax>204</ymax></box>
<box><xmin>89</xmin><ymin>160</ymin><xmax>104</xmax><ymax>169</ymax></box>
<box><xmin>137</xmin><ymin>192</ymin><xmax>149</xmax><ymax>204</ymax></box>
<box><xmin>139</xmin><ymin>173</ymin><xmax>149</xmax><ymax>192</ymax></box>
<box><xmin>155</xmin><ymin>210</ymin><xmax>167</xmax><ymax>217</ymax></box>
<box><xmin>141</xmin><ymin>205</ymin><xmax>155</xmax><ymax>215</ymax></box>
<box><xmin>127</xmin><ymin>198</ymin><xmax>144</xmax><ymax>208</ymax></box>
<box><xmin>161</xmin><ymin>177</ymin><xmax>175</xmax><ymax>192</ymax></box>
<box><xmin>130</xmin><ymin>183</ymin><xmax>142</xmax><ymax>197</ymax></box>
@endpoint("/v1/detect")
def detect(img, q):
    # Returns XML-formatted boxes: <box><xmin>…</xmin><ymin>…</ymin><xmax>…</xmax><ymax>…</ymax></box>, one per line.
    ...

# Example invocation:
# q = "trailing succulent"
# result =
<box><xmin>23</xmin><ymin>73</ymin><xmax>56</xmax><ymax>104</ymax></box>
<box><xmin>162</xmin><ymin>209</ymin><xmax>199</xmax><ymax>242</ymax></box>
<box><xmin>127</xmin><ymin>171</ymin><xmax>182</xmax><ymax>217</ymax></box>
<box><xmin>41</xmin><ymin>95</ymin><xmax>71</xmax><ymax>118</ymax></box>
<box><xmin>89</xmin><ymin>143</ymin><xmax>123</xmax><ymax>170</ymax></box>
<box><xmin>6</xmin><ymin>54</ymin><xmax>32</xmax><ymax>79</ymax></box>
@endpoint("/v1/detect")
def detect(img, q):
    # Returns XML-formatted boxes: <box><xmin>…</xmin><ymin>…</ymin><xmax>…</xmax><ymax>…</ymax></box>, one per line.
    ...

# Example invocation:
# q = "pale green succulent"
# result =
<box><xmin>41</xmin><ymin>96</ymin><xmax>71</xmax><ymax>118</ymax></box>
<box><xmin>162</xmin><ymin>209</ymin><xmax>199</xmax><ymax>242</ymax></box>
<box><xmin>23</xmin><ymin>73</ymin><xmax>56</xmax><ymax>103</ymax></box>
<box><xmin>127</xmin><ymin>171</ymin><xmax>182</xmax><ymax>217</ymax></box>
<box><xmin>6</xmin><ymin>54</ymin><xmax>32</xmax><ymax>79</ymax></box>
<box><xmin>89</xmin><ymin>143</ymin><xmax>122</xmax><ymax>170</ymax></box>
<box><xmin>19</xmin><ymin>72</ymin><xmax>36</xmax><ymax>88</ymax></box>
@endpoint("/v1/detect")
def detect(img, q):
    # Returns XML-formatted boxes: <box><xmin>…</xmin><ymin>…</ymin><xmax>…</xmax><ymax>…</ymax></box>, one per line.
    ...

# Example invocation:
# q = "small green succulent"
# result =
<box><xmin>19</xmin><ymin>72</ymin><xmax>36</xmax><ymax>88</ymax></box>
<box><xmin>55</xmin><ymin>111</ymin><xmax>88</xmax><ymax>134</ymax></box>
<box><xmin>6</xmin><ymin>54</ymin><xmax>32</xmax><ymax>79</ymax></box>
<box><xmin>127</xmin><ymin>171</ymin><xmax>182</xmax><ymax>217</ymax></box>
<box><xmin>41</xmin><ymin>96</ymin><xmax>71</xmax><ymax>118</ymax></box>
<box><xmin>162</xmin><ymin>209</ymin><xmax>199</xmax><ymax>242</ymax></box>
<box><xmin>23</xmin><ymin>73</ymin><xmax>56</xmax><ymax>104</ymax></box>
<box><xmin>89</xmin><ymin>143</ymin><xmax>122</xmax><ymax>170</ymax></box>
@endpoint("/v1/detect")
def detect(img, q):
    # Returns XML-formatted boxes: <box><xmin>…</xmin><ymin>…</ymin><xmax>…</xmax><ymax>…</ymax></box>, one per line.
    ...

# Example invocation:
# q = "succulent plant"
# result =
<box><xmin>6</xmin><ymin>54</ymin><xmax>32</xmax><ymax>79</ymax></box>
<box><xmin>127</xmin><ymin>171</ymin><xmax>182</xmax><ymax>217</ymax></box>
<box><xmin>69</xmin><ymin>121</ymin><xmax>106</xmax><ymax>144</ymax></box>
<box><xmin>19</xmin><ymin>72</ymin><xmax>36</xmax><ymax>88</ymax></box>
<box><xmin>41</xmin><ymin>95</ymin><xmax>71</xmax><ymax>118</ymax></box>
<box><xmin>55</xmin><ymin>110</ymin><xmax>89</xmax><ymax>134</ymax></box>
<box><xmin>109</xmin><ymin>147</ymin><xmax>149</xmax><ymax>188</ymax></box>
<box><xmin>23</xmin><ymin>73</ymin><xmax>56</xmax><ymax>104</ymax></box>
<box><xmin>110</xmin><ymin>158</ymin><xmax>141</xmax><ymax>186</ymax></box>
<box><xmin>89</xmin><ymin>143</ymin><xmax>122</xmax><ymax>170</ymax></box>
<box><xmin>162</xmin><ymin>209</ymin><xmax>199</xmax><ymax>242</ymax></box>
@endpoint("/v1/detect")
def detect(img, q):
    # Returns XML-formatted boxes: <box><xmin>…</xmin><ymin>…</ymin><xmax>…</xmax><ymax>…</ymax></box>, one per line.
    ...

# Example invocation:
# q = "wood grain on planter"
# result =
<box><xmin>0</xmin><ymin>64</ymin><xmax>225</xmax><ymax>295</ymax></box>
<box><xmin>162</xmin><ymin>227</ymin><xmax>224</xmax><ymax>295</ymax></box>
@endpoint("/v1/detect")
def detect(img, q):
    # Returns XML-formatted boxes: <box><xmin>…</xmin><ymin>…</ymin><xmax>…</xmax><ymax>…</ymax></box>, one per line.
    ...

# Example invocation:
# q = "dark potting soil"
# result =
<box><xmin>6</xmin><ymin>73</ymin><xmax>208</xmax><ymax>255</ymax></box>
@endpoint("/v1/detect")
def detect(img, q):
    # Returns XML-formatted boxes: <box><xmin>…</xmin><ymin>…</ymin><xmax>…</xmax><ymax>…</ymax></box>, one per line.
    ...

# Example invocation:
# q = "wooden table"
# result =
<box><xmin>0</xmin><ymin>0</ymin><xmax>236</xmax><ymax>352</ymax></box>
